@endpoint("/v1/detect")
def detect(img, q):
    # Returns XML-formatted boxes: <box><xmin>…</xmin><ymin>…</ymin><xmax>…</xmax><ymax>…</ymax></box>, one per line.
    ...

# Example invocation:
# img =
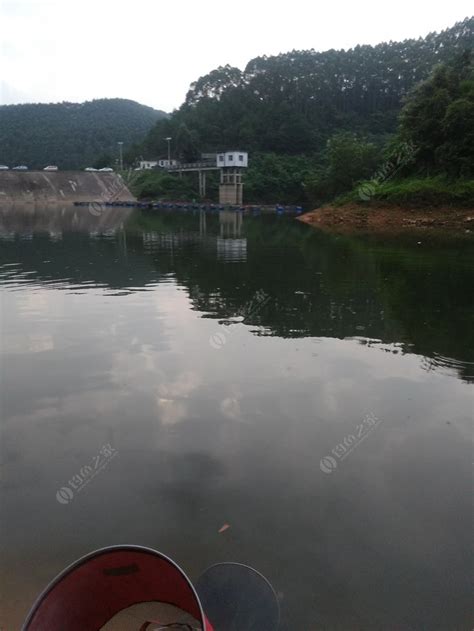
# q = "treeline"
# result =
<box><xmin>0</xmin><ymin>99</ymin><xmax>167</xmax><ymax>170</ymax></box>
<box><xmin>130</xmin><ymin>17</ymin><xmax>473</xmax><ymax>206</ymax></box>
<box><xmin>341</xmin><ymin>49</ymin><xmax>474</xmax><ymax>207</ymax></box>
<box><xmin>139</xmin><ymin>18</ymin><xmax>472</xmax><ymax>160</ymax></box>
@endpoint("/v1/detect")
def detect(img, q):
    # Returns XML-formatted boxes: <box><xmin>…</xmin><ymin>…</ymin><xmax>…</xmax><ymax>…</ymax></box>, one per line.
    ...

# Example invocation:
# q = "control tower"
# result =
<box><xmin>217</xmin><ymin>151</ymin><xmax>248</xmax><ymax>205</ymax></box>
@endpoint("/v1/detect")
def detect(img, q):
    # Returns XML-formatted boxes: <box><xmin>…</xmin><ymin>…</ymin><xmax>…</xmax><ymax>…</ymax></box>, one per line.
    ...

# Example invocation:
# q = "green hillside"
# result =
<box><xmin>141</xmin><ymin>18</ymin><xmax>473</xmax><ymax>159</ymax></box>
<box><xmin>0</xmin><ymin>98</ymin><xmax>167</xmax><ymax>169</ymax></box>
<box><xmin>131</xmin><ymin>18</ymin><xmax>474</xmax><ymax>206</ymax></box>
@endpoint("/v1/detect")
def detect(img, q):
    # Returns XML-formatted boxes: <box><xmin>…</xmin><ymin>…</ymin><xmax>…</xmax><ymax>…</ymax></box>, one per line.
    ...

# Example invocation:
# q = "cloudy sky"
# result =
<box><xmin>1</xmin><ymin>0</ymin><xmax>471</xmax><ymax>112</ymax></box>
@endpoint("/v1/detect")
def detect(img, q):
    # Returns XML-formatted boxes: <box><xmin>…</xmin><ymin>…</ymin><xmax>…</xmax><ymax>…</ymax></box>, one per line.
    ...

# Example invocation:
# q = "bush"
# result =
<box><xmin>130</xmin><ymin>171</ymin><xmax>199</xmax><ymax>200</ymax></box>
<box><xmin>305</xmin><ymin>132</ymin><xmax>382</xmax><ymax>204</ymax></box>
<box><xmin>352</xmin><ymin>176</ymin><xmax>474</xmax><ymax>207</ymax></box>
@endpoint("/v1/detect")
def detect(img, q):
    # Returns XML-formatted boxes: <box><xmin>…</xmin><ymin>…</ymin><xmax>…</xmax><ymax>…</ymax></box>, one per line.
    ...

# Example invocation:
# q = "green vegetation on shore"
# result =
<box><xmin>340</xmin><ymin>177</ymin><xmax>474</xmax><ymax>208</ymax></box>
<box><xmin>128</xmin><ymin>153</ymin><xmax>321</xmax><ymax>203</ymax></box>
<box><xmin>340</xmin><ymin>49</ymin><xmax>474</xmax><ymax>208</ymax></box>
<box><xmin>130</xmin><ymin>171</ymin><xmax>199</xmax><ymax>201</ymax></box>
<box><xmin>130</xmin><ymin>18</ymin><xmax>473</xmax><ymax>208</ymax></box>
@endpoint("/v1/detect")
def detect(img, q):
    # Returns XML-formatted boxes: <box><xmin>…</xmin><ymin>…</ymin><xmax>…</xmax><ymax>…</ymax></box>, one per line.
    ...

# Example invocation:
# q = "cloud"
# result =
<box><xmin>1</xmin><ymin>1</ymin><xmax>472</xmax><ymax>110</ymax></box>
<box><xmin>0</xmin><ymin>81</ymin><xmax>31</xmax><ymax>105</ymax></box>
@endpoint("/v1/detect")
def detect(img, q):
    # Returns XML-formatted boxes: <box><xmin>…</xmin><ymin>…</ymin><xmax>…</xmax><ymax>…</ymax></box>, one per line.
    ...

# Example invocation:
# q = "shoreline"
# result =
<box><xmin>297</xmin><ymin>203</ymin><xmax>474</xmax><ymax>234</ymax></box>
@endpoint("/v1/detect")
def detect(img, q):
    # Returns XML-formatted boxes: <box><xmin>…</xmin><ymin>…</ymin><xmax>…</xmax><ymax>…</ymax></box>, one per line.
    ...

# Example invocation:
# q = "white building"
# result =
<box><xmin>138</xmin><ymin>160</ymin><xmax>158</xmax><ymax>170</ymax></box>
<box><xmin>157</xmin><ymin>159</ymin><xmax>178</xmax><ymax>168</ymax></box>
<box><xmin>216</xmin><ymin>151</ymin><xmax>248</xmax><ymax>168</ymax></box>
<box><xmin>138</xmin><ymin>159</ymin><xmax>179</xmax><ymax>170</ymax></box>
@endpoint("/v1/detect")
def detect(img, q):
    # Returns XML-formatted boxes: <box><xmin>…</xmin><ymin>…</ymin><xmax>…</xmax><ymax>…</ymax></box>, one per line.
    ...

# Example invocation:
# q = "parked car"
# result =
<box><xmin>99</xmin><ymin>167</ymin><xmax>114</xmax><ymax>172</ymax></box>
<box><xmin>0</xmin><ymin>165</ymin><xmax>9</xmax><ymax>170</ymax></box>
<box><xmin>43</xmin><ymin>165</ymin><xmax>58</xmax><ymax>171</ymax></box>
<box><xmin>84</xmin><ymin>167</ymin><xmax>98</xmax><ymax>172</ymax></box>
<box><xmin>12</xmin><ymin>165</ymin><xmax>28</xmax><ymax>170</ymax></box>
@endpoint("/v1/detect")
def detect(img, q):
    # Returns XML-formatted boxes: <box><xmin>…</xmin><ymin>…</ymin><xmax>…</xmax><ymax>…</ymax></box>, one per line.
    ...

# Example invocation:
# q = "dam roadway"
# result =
<box><xmin>0</xmin><ymin>171</ymin><xmax>136</xmax><ymax>205</ymax></box>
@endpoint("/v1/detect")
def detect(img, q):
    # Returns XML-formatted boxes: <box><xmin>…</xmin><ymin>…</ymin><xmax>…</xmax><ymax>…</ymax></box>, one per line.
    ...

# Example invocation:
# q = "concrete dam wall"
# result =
<box><xmin>0</xmin><ymin>171</ymin><xmax>136</xmax><ymax>205</ymax></box>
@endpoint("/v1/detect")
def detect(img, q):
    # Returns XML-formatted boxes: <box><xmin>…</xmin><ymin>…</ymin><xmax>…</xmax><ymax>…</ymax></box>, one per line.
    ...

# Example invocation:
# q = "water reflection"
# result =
<box><xmin>0</xmin><ymin>203</ymin><xmax>131</xmax><ymax>236</ymax></box>
<box><xmin>1</xmin><ymin>207</ymin><xmax>472</xmax><ymax>382</ymax></box>
<box><xmin>0</xmin><ymin>207</ymin><xmax>473</xmax><ymax>630</ymax></box>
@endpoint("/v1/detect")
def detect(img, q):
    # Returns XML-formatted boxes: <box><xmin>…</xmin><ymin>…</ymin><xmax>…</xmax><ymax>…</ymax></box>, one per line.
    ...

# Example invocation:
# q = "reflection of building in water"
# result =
<box><xmin>141</xmin><ymin>210</ymin><xmax>247</xmax><ymax>262</ymax></box>
<box><xmin>217</xmin><ymin>210</ymin><xmax>247</xmax><ymax>262</ymax></box>
<box><xmin>216</xmin><ymin>237</ymin><xmax>247</xmax><ymax>263</ymax></box>
<box><xmin>47</xmin><ymin>231</ymin><xmax>63</xmax><ymax>241</ymax></box>
<box><xmin>199</xmin><ymin>208</ymin><xmax>206</xmax><ymax>237</ymax></box>
<box><xmin>142</xmin><ymin>232</ymin><xmax>183</xmax><ymax>252</ymax></box>
<box><xmin>142</xmin><ymin>231</ymin><xmax>214</xmax><ymax>254</ymax></box>
<box><xmin>219</xmin><ymin>210</ymin><xmax>242</xmax><ymax>238</ymax></box>
<box><xmin>0</xmin><ymin>232</ymin><xmax>16</xmax><ymax>241</ymax></box>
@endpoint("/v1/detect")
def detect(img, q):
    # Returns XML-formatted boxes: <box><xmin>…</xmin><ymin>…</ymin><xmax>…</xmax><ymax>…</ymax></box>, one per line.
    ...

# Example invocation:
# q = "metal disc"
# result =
<box><xmin>196</xmin><ymin>563</ymin><xmax>280</xmax><ymax>631</ymax></box>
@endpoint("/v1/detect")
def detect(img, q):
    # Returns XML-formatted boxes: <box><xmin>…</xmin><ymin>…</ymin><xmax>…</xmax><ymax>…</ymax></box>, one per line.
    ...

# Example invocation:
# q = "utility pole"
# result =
<box><xmin>118</xmin><ymin>141</ymin><xmax>124</xmax><ymax>171</ymax></box>
<box><xmin>165</xmin><ymin>137</ymin><xmax>172</xmax><ymax>166</ymax></box>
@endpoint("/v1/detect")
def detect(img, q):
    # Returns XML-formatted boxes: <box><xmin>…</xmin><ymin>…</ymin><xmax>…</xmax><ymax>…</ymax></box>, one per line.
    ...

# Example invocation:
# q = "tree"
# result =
<box><xmin>307</xmin><ymin>132</ymin><xmax>381</xmax><ymax>201</ymax></box>
<box><xmin>93</xmin><ymin>153</ymin><xmax>114</xmax><ymax>169</ymax></box>
<box><xmin>185</xmin><ymin>65</ymin><xmax>244</xmax><ymax>106</ymax></box>
<box><xmin>0</xmin><ymin>99</ymin><xmax>167</xmax><ymax>169</ymax></box>
<box><xmin>175</xmin><ymin>123</ymin><xmax>199</xmax><ymax>162</ymax></box>
<box><xmin>139</xmin><ymin>18</ymin><xmax>474</xmax><ymax>158</ymax></box>
<box><xmin>398</xmin><ymin>51</ymin><xmax>474</xmax><ymax>177</ymax></box>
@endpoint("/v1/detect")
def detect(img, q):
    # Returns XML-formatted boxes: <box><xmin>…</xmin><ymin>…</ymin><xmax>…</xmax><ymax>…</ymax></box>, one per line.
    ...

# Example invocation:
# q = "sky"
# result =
<box><xmin>1</xmin><ymin>0</ymin><xmax>472</xmax><ymax>112</ymax></box>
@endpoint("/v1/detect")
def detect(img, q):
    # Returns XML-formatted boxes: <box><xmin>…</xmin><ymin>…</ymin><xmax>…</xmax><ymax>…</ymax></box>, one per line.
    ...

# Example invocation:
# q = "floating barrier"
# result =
<box><xmin>73</xmin><ymin>200</ymin><xmax>305</xmax><ymax>214</ymax></box>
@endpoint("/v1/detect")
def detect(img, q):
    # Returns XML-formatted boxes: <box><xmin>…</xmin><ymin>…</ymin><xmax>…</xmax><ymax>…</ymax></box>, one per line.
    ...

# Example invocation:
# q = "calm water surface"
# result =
<box><xmin>0</xmin><ymin>207</ymin><xmax>473</xmax><ymax>630</ymax></box>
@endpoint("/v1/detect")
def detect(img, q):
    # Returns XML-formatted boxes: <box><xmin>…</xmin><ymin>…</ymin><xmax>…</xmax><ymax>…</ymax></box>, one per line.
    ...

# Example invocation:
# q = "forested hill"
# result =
<box><xmin>0</xmin><ymin>99</ymin><xmax>167</xmax><ymax>169</ymax></box>
<box><xmin>142</xmin><ymin>17</ymin><xmax>473</xmax><ymax>159</ymax></box>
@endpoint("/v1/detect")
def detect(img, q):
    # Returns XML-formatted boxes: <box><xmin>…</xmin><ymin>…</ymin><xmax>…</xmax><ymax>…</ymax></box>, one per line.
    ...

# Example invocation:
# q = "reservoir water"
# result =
<box><xmin>0</xmin><ymin>207</ymin><xmax>472</xmax><ymax>630</ymax></box>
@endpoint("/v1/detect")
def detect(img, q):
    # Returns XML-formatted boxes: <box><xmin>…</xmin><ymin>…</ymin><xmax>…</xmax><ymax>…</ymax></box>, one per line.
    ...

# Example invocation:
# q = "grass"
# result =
<box><xmin>341</xmin><ymin>176</ymin><xmax>474</xmax><ymax>208</ymax></box>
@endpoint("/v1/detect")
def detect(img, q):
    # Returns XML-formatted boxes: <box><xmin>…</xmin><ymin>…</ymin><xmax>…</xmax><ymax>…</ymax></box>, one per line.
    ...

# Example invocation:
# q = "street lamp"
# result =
<box><xmin>164</xmin><ymin>137</ymin><xmax>172</xmax><ymax>166</ymax></box>
<box><xmin>117</xmin><ymin>141</ymin><xmax>124</xmax><ymax>171</ymax></box>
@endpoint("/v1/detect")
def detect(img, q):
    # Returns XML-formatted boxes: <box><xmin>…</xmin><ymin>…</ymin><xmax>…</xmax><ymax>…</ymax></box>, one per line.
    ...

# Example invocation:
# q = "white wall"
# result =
<box><xmin>139</xmin><ymin>161</ymin><xmax>158</xmax><ymax>170</ymax></box>
<box><xmin>216</xmin><ymin>152</ymin><xmax>248</xmax><ymax>168</ymax></box>
<box><xmin>158</xmin><ymin>159</ymin><xmax>178</xmax><ymax>167</ymax></box>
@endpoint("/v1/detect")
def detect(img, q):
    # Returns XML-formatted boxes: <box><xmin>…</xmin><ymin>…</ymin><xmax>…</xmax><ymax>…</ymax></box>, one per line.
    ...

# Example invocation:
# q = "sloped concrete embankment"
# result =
<box><xmin>0</xmin><ymin>171</ymin><xmax>136</xmax><ymax>205</ymax></box>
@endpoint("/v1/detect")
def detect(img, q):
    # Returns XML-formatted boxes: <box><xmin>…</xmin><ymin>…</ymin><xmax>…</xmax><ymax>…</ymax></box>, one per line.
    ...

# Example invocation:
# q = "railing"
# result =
<box><xmin>167</xmin><ymin>161</ymin><xmax>218</xmax><ymax>171</ymax></box>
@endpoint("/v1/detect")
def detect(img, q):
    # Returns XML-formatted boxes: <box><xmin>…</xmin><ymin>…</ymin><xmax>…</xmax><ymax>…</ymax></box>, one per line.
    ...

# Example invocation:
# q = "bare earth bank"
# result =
<box><xmin>297</xmin><ymin>203</ymin><xmax>474</xmax><ymax>234</ymax></box>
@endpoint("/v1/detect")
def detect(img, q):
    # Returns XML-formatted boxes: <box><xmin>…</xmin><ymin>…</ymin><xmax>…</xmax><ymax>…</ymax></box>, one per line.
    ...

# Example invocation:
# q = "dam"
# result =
<box><xmin>0</xmin><ymin>171</ymin><xmax>136</xmax><ymax>205</ymax></box>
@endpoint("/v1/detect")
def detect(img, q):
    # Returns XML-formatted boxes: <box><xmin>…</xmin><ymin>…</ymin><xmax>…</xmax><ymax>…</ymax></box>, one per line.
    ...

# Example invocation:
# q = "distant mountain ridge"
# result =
<box><xmin>0</xmin><ymin>98</ymin><xmax>168</xmax><ymax>169</ymax></box>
